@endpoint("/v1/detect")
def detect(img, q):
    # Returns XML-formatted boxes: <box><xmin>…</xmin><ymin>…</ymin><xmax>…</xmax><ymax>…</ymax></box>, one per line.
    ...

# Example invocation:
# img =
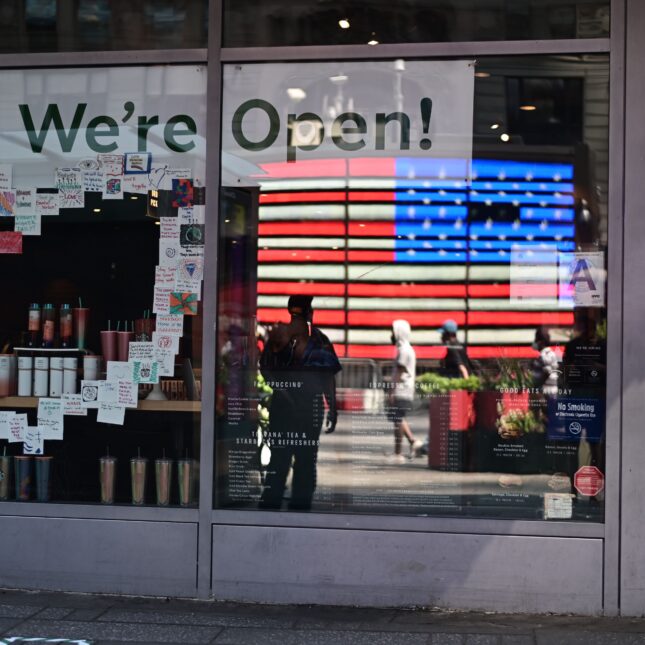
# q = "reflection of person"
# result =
<box><xmin>439</xmin><ymin>319</ymin><xmax>470</xmax><ymax>378</ymax></box>
<box><xmin>530</xmin><ymin>327</ymin><xmax>559</xmax><ymax>397</ymax></box>
<box><xmin>258</xmin><ymin>295</ymin><xmax>341</xmax><ymax>510</ymax></box>
<box><xmin>389</xmin><ymin>320</ymin><xmax>422</xmax><ymax>461</ymax></box>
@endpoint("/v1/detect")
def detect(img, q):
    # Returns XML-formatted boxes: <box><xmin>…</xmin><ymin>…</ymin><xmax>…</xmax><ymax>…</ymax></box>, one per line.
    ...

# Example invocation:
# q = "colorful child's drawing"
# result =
<box><xmin>172</xmin><ymin>178</ymin><xmax>193</xmax><ymax>208</ymax></box>
<box><xmin>169</xmin><ymin>292</ymin><xmax>198</xmax><ymax>316</ymax></box>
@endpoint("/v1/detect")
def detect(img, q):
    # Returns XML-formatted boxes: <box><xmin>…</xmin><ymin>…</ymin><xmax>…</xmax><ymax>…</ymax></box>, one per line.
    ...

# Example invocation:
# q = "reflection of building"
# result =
<box><xmin>256</xmin><ymin>155</ymin><xmax>581</xmax><ymax>359</ymax></box>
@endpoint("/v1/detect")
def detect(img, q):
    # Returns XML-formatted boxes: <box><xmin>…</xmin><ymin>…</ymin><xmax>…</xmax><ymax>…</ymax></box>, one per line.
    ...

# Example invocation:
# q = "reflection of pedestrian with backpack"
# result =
<box><xmin>388</xmin><ymin>320</ymin><xmax>423</xmax><ymax>462</ymax></box>
<box><xmin>439</xmin><ymin>319</ymin><xmax>470</xmax><ymax>378</ymax></box>
<box><xmin>258</xmin><ymin>295</ymin><xmax>341</xmax><ymax>511</ymax></box>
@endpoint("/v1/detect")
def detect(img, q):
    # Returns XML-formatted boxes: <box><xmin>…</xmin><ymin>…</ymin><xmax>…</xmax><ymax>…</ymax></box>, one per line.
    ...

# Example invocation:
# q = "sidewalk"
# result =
<box><xmin>2</xmin><ymin>590</ymin><xmax>645</xmax><ymax>645</ymax></box>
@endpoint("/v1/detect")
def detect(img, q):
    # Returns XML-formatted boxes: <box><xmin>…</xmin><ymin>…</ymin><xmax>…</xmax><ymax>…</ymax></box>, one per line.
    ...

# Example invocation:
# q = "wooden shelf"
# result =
<box><xmin>0</xmin><ymin>396</ymin><xmax>200</xmax><ymax>413</ymax></box>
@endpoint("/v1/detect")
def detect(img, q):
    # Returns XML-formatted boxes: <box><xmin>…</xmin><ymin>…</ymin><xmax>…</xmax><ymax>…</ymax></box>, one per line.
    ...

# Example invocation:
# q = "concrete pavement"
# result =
<box><xmin>1</xmin><ymin>589</ymin><xmax>645</xmax><ymax>644</ymax></box>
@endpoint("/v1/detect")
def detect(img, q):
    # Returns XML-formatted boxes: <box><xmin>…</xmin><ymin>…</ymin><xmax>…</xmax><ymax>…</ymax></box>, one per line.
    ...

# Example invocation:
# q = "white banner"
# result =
<box><xmin>221</xmin><ymin>60</ymin><xmax>474</xmax><ymax>186</ymax></box>
<box><xmin>0</xmin><ymin>66</ymin><xmax>207</xmax><ymax>189</ymax></box>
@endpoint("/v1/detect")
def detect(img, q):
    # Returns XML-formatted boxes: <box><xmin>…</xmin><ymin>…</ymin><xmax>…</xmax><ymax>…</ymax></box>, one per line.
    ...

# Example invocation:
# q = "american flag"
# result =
<box><xmin>255</xmin><ymin>156</ymin><xmax>575</xmax><ymax>360</ymax></box>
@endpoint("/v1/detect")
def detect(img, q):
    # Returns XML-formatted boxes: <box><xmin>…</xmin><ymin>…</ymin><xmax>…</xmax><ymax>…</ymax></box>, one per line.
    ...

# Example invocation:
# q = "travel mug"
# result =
<box><xmin>0</xmin><ymin>354</ymin><xmax>11</xmax><ymax>397</ymax></box>
<box><xmin>155</xmin><ymin>458</ymin><xmax>172</xmax><ymax>506</ymax></box>
<box><xmin>14</xmin><ymin>456</ymin><xmax>32</xmax><ymax>501</ymax></box>
<box><xmin>177</xmin><ymin>458</ymin><xmax>193</xmax><ymax>506</ymax></box>
<box><xmin>63</xmin><ymin>357</ymin><xmax>78</xmax><ymax>394</ymax></box>
<box><xmin>99</xmin><ymin>456</ymin><xmax>117</xmax><ymax>504</ymax></box>
<box><xmin>0</xmin><ymin>455</ymin><xmax>11</xmax><ymax>500</ymax></box>
<box><xmin>83</xmin><ymin>355</ymin><xmax>100</xmax><ymax>381</ymax></box>
<box><xmin>135</xmin><ymin>319</ymin><xmax>155</xmax><ymax>342</ymax></box>
<box><xmin>130</xmin><ymin>457</ymin><xmax>147</xmax><ymax>505</ymax></box>
<box><xmin>35</xmin><ymin>455</ymin><xmax>53</xmax><ymax>502</ymax></box>
<box><xmin>73</xmin><ymin>307</ymin><xmax>90</xmax><ymax>350</ymax></box>
<box><xmin>33</xmin><ymin>356</ymin><xmax>49</xmax><ymax>397</ymax></box>
<box><xmin>118</xmin><ymin>332</ymin><xmax>134</xmax><ymax>362</ymax></box>
<box><xmin>100</xmin><ymin>330</ymin><xmax>118</xmax><ymax>364</ymax></box>
<box><xmin>17</xmin><ymin>356</ymin><xmax>33</xmax><ymax>397</ymax></box>
<box><xmin>49</xmin><ymin>357</ymin><xmax>63</xmax><ymax>397</ymax></box>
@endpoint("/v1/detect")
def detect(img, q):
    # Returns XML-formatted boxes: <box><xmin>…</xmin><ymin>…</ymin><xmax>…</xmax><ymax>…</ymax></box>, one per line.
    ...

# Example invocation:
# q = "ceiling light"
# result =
<box><xmin>367</xmin><ymin>38</ymin><xmax>379</xmax><ymax>46</ymax></box>
<box><xmin>500</xmin><ymin>133</ymin><xmax>510</xmax><ymax>142</ymax></box>
<box><xmin>286</xmin><ymin>87</ymin><xmax>306</xmax><ymax>101</ymax></box>
<box><xmin>338</xmin><ymin>18</ymin><xmax>350</xmax><ymax>29</ymax></box>
<box><xmin>130</xmin><ymin>195</ymin><xmax>138</xmax><ymax>200</ymax></box>
<box><xmin>93</xmin><ymin>208</ymin><xmax>101</xmax><ymax>213</ymax></box>
<box><xmin>490</xmin><ymin>123</ymin><xmax>500</xmax><ymax>130</ymax></box>
<box><xmin>520</xmin><ymin>105</ymin><xmax>537</xmax><ymax>111</ymax></box>
<box><xmin>474</xmin><ymin>72</ymin><xmax>490</xmax><ymax>78</ymax></box>
<box><xmin>154</xmin><ymin>221</ymin><xmax>160</xmax><ymax>226</ymax></box>
<box><xmin>330</xmin><ymin>74</ymin><xmax>348</xmax><ymax>84</ymax></box>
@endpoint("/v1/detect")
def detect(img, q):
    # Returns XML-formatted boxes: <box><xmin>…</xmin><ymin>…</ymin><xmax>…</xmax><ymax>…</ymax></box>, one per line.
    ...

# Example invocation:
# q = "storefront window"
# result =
<box><xmin>0</xmin><ymin>0</ymin><xmax>208</xmax><ymax>53</ymax></box>
<box><xmin>216</xmin><ymin>55</ymin><xmax>608</xmax><ymax>521</ymax></box>
<box><xmin>0</xmin><ymin>65</ymin><xmax>206</xmax><ymax>505</ymax></box>
<box><xmin>223</xmin><ymin>1</ymin><xmax>609</xmax><ymax>48</ymax></box>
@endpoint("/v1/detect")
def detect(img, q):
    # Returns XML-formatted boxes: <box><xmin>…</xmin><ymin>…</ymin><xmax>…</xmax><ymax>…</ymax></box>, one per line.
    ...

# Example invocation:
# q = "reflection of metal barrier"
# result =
<box><xmin>336</xmin><ymin>358</ymin><xmax>384</xmax><ymax>411</ymax></box>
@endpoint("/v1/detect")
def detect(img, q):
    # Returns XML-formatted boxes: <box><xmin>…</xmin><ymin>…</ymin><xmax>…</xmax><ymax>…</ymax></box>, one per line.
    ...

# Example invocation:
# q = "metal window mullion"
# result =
<box><xmin>0</xmin><ymin>49</ymin><xmax>207</xmax><ymax>70</ymax></box>
<box><xmin>603</xmin><ymin>0</ymin><xmax>627</xmax><ymax>618</ymax></box>
<box><xmin>196</xmin><ymin>0</ymin><xmax>223</xmax><ymax>601</ymax></box>
<box><xmin>221</xmin><ymin>38</ymin><xmax>610</xmax><ymax>63</ymax></box>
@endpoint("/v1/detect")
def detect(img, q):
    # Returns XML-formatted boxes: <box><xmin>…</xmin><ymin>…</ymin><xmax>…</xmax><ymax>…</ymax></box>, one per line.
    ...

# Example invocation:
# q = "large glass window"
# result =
<box><xmin>216</xmin><ymin>55</ymin><xmax>608</xmax><ymax>522</ymax></box>
<box><xmin>223</xmin><ymin>1</ymin><xmax>609</xmax><ymax>48</ymax></box>
<box><xmin>0</xmin><ymin>65</ymin><xmax>206</xmax><ymax>506</ymax></box>
<box><xmin>0</xmin><ymin>0</ymin><xmax>208</xmax><ymax>53</ymax></box>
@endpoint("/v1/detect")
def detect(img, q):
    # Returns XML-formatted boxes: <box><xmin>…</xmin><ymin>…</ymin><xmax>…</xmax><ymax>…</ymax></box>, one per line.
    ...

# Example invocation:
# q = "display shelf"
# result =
<box><xmin>0</xmin><ymin>396</ymin><xmax>200</xmax><ymax>413</ymax></box>
<box><xmin>13</xmin><ymin>347</ymin><xmax>86</xmax><ymax>353</ymax></box>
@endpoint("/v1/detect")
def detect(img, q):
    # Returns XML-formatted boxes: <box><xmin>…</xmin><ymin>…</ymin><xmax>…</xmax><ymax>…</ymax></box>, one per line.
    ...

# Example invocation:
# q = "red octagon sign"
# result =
<box><xmin>574</xmin><ymin>466</ymin><xmax>605</xmax><ymax>497</ymax></box>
